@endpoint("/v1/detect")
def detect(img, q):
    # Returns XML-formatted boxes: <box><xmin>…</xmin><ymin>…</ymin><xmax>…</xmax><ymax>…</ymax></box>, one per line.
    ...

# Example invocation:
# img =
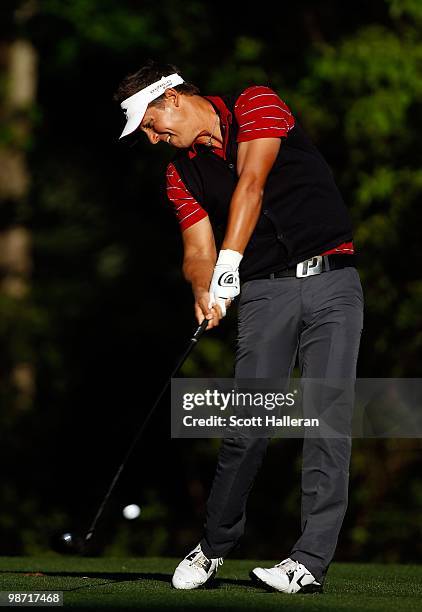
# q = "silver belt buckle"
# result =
<box><xmin>296</xmin><ymin>255</ymin><xmax>323</xmax><ymax>278</ymax></box>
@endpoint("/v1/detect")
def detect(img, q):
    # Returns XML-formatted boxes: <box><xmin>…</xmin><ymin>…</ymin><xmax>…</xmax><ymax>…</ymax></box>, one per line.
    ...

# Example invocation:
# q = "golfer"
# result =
<box><xmin>114</xmin><ymin>60</ymin><xmax>364</xmax><ymax>593</ymax></box>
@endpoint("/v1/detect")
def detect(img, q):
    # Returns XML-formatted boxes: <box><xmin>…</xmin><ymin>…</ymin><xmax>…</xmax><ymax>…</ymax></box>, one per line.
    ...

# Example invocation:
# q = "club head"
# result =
<box><xmin>50</xmin><ymin>531</ymin><xmax>86</xmax><ymax>555</ymax></box>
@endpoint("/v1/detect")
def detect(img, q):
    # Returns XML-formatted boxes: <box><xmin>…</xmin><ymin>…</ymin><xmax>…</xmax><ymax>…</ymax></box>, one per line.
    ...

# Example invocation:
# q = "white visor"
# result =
<box><xmin>119</xmin><ymin>73</ymin><xmax>185</xmax><ymax>139</ymax></box>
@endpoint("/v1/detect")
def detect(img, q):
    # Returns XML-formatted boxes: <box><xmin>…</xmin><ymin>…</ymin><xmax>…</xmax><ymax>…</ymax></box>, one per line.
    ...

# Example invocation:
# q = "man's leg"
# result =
<box><xmin>201</xmin><ymin>278</ymin><xmax>301</xmax><ymax>558</ymax></box>
<box><xmin>290</xmin><ymin>267</ymin><xmax>364</xmax><ymax>582</ymax></box>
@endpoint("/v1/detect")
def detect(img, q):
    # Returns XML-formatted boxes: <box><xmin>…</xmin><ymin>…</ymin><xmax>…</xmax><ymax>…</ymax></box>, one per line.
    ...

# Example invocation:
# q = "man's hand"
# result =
<box><xmin>208</xmin><ymin>249</ymin><xmax>243</xmax><ymax>317</ymax></box>
<box><xmin>194</xmin><ymin>289</ymin><xmax>231</xmax><ymax>329</ymax></box>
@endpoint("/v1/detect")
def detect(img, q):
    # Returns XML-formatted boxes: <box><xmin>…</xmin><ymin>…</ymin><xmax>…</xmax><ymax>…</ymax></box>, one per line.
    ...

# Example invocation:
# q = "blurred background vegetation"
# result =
<box><xmin>0</xmin><ymin>0</ymin><xmax>421</xmax><ymax>562</ymax></box>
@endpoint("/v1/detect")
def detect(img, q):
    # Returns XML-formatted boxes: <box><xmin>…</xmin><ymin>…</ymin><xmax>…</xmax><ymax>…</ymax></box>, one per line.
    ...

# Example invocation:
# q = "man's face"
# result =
<box><xmin>138</xmin><ymin>90</ymin><xmax>203</xmax><ymax>149</ymax></box>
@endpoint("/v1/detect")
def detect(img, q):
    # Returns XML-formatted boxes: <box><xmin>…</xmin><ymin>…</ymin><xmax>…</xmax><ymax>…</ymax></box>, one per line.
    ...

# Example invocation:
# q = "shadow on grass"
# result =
<box><xmin>0</xmin><ymin>571</ymin><xmax>253</xmax><ymax>592</ymax></box>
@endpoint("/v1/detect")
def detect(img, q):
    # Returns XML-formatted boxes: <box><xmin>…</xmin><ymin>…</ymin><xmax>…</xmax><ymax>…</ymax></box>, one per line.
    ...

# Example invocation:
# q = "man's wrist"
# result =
<box><xmin>193</xmin><ymin>286</ymin><xmax>210</xmax><ymax>299</ymax></box>
<box><xmin>216</xmin><ymin>249</ymin><xmax>243</xmax><ymax>270</ymax></box>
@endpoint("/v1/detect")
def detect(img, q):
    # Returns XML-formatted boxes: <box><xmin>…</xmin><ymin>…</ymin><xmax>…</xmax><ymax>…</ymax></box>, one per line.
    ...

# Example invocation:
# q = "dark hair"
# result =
<box><xmin>113</xmin><ymin>60</ymin><xmax>200</xmax><ymax>105</ymax></box>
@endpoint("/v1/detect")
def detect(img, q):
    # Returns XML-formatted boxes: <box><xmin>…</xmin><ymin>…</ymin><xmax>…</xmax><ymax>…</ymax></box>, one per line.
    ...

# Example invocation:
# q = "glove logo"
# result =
<box><xmin>218</xmin><ymin>272</ymin><xmax>237</xmax><ymax>287</ymax></box>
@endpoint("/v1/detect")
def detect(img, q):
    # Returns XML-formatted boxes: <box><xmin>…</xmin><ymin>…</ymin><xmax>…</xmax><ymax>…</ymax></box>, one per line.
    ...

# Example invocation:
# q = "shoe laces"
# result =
<box><xmin>274</xmin><ymin>558</ymin><xmax>299</xmax><ymax>574</ymax></box>
<box><xmin>189</xmin><ymin>550</ymin><xmax>224</xmax><ymax>571</ymax></box>
<box><xmin>191</xmin><ymin>553</ymin><xmax>210</xmax><ymax>571</ymax></box>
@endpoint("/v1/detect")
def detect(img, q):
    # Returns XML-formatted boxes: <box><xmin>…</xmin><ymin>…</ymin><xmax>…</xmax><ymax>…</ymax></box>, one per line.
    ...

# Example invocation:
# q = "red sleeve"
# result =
<box><xmin>166</xmin><ymin>162</ymin><xmax>208</xmax><ymax>231</ymax></box>
<box><xmin>234</xmin><ymin>85</ymin><xmax>295</xmax><ymax>142</ymax></box>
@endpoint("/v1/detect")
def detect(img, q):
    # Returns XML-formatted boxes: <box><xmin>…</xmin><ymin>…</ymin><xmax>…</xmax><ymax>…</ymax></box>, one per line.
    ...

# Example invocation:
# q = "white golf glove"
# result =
<box><xmin>209</xmin><ymin>249</ymin><xmax>243</xmax><ymax>317</ymax></box>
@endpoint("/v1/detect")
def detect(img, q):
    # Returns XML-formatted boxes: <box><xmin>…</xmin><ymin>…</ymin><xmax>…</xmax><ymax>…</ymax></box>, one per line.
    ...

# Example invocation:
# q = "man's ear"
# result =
<box><xmin>164</xmin><ymin>88</ymin><xmax>180</xmax><ymax>107</ymax></box>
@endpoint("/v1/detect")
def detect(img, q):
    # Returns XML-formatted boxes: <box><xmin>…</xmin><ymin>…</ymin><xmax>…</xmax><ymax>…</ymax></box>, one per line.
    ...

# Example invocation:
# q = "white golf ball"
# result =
<box><xmin>122</xmin><ymin>504</ymin><xmax>141</xmax><ymax>520</ymax></box>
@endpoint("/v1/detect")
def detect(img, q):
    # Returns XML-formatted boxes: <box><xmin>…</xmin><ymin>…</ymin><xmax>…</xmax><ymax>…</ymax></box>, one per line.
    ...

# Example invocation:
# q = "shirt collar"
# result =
<box><xmin>188</xmin><ymin>95</ymin><xmax>232</xmax><ymax>159</ymax></box>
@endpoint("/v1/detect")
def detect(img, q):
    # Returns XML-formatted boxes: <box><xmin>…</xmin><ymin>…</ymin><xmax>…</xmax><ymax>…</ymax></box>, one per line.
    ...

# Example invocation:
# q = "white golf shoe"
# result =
<box><xmin>250</xmin><ymin>557</ymin><xmax>323</xmax><ymax>593</ymax></box>
<box><xmin>171</xmin><ymin>543</ymin><xmax>224</xmax><ymax>589</ymax></box>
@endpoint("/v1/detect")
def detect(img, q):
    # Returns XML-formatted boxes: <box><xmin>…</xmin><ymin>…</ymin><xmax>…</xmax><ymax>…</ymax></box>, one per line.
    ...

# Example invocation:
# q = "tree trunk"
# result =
<box><xmin>0</xmin><ymin>36</ymin><xmax>37</xmax><ymax>409</ymax></box>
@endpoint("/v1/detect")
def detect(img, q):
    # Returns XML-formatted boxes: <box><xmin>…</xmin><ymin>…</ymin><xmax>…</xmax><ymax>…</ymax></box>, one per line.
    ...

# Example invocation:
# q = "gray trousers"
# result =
<box><xmin>200</xmin><ymin>266</ymin><xmax>364</xmax><ymax>582</ymax></box>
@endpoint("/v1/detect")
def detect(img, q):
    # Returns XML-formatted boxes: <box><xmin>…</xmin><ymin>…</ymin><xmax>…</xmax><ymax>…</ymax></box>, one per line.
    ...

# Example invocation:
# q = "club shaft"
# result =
<box><xmin>84</xmin><ymin>318</ymin><xmax>209</xmax><ymax>541</ymax></box>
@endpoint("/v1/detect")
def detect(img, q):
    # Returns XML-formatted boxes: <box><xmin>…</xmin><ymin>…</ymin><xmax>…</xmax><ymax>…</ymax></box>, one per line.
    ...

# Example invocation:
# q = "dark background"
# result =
<box><xmin>0</xmin><ymin>0</ymin><xmax>421</xmax><ymax>561</ymax></box>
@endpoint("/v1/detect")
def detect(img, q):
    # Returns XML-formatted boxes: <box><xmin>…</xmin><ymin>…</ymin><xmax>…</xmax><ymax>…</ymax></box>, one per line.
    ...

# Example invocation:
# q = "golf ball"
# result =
<box><xmin>122</xmin><ymin>504</ymin><xmax>141</xmax><ymax>520</ymax></box>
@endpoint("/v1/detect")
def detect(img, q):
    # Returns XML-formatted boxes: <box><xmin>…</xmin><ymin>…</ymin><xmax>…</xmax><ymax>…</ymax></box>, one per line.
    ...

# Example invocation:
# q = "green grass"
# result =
<box><xmin>0</xmin><ymin>557</ymin><xmax>420</xmax><ymax>610</ymax></box>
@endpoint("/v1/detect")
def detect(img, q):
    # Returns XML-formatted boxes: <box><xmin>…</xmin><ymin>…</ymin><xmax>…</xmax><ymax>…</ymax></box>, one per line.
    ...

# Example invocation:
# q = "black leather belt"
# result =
<box><xmin>253</xmin><ymin>254</ymin><xmax>356</xmax><ymax>280</ymax></box>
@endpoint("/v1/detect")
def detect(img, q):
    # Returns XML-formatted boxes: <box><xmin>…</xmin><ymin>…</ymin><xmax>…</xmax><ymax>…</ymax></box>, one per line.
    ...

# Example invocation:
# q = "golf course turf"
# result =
<box><xmin>0</xmin><ymin>557</ymin><xmax>420</xmax><ymax>610</ymax></box>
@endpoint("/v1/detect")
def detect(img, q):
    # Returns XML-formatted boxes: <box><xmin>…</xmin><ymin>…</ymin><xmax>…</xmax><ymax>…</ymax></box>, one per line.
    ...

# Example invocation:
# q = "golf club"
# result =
<box><xmin>52</xmin><ymin>318</ymin><xmax>209</xmax><ymax>554</ymax></box>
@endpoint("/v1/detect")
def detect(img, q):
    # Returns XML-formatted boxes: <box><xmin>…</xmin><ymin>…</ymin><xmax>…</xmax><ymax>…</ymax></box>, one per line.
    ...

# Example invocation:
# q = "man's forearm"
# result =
<box><xmin>183</xmin><ymin>255</ymin><xmax>216</xmax><ymax>297</ymax></box>
<box><xmin>221</xmin><ymin>182</ymin><xmax>263</xmax><ymax>254</ymax></box>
